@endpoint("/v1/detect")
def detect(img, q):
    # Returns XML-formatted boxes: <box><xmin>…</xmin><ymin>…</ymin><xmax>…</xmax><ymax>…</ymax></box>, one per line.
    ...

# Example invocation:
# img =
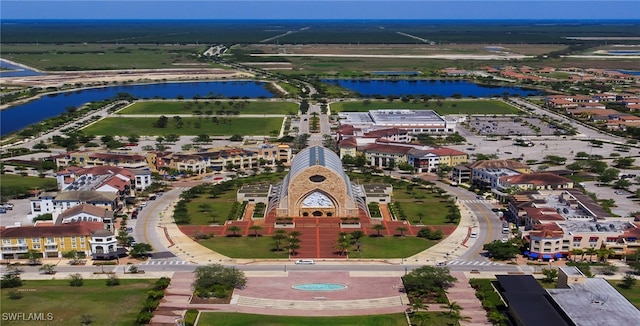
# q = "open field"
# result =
<box><xmin>609</xmin><ymin>280</ymin><xmax>640</xmax><ymax>309</ymax></box>
<box><xmin>0</xmin><ymin>279</ymin><xmax>156</xmax><ymax>326</ymax></box>
<box><xmin>81</xmin><ymin>117</ymin><xmax>283</xmax><ymax>136</ymax></box>
<box><xmin>197</xmin><ymin>236</ymin><xmax>290</xmax><ymax>259</ymax></box>
<box><xmin>331</xmin><ymin>99</ymin><xmax>521</xmax><ymax>115</ymax></box>
<box><xmin>196</xmin><ymin>312</ymin><xmax>414</xmax><ymax>326</ymax></box>
<box><xmin>0</xmin><ymin>44</ymin><xmax>217</xmax><ymax>71</ymax></box>
<box><xmin>0</xmin><ymin>174</ymin><xmax>58</xmax><ymax>199</ymax></box>
<box><xmin>118</xmin><ymin>100</ymin><xmax>298</xmax><ymax>115</ymax></box>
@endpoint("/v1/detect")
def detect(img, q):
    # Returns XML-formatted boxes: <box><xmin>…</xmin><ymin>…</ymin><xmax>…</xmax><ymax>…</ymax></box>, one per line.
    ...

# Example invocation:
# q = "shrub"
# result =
<box><xmin>105</xmin><ymin>275</ymin><xmax>120</xmax><ymax>286</ymax></box>
<box><xmin>147</xmin><ymin>290</ymin><xmax>165</xmax><ymax>301</ymax></box>
<box><xmin>135</xmin><ymin>311</ymin><xmax>153</xmax><ymax>325</ymax></box>
<box><xmin>1</xmin><ymin>273</ymin><xmax>23</xmax><ymax>289</ymax></box>
<box><xmin>8</xmin><ymin>290</ymin><xmax>22</xmax><ymax>300</ymax></box>
<box><xmin>69</xmin><ymin>273</ymin><xmax>84</xmax><ymax>287</ymax></box>
<box><xmin>154</xmin><ymin>277</ymin><xmax>171</xmax><ymax>290</ymax></box>
<box><xmin>184</xmin><ymin>309</ymin><xmax>199</xmax><ymax>326</ymax></box>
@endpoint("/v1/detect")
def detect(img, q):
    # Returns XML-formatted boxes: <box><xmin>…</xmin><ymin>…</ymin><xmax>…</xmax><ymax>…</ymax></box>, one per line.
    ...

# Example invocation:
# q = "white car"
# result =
<box><xmin>294</xmin><ymin>259</ymin><xmax>315</xmax><ymax>265</ymax></box>
<box><xmin>470</xmin><ymin>231</ymin><xmax>478</xmax><ymax>238</ymax></box>
<box><xmin>139</xmin><ymin>201</ymin><xmax>147</xmax><ymax>207</ymax></box>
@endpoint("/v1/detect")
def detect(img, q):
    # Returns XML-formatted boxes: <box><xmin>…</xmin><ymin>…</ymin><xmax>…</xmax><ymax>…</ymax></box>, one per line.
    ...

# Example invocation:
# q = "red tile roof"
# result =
<box><xmin>501</xmin><ymin>173</ymin><xmax>573</xmax><ymax>186</ymax></box>
<box><xmin>428</xmin><ymin>147</ymin><xmax>467</xmax><ymax>157</ymax></box>
<box><xmin>58</xmin><ymin>204</ymin><xmax>111</xmax><ymax>220</ymax></box>
<box><xmin>364</xmin><ymin>143</ymin><xmax>413</xmax><ymax>155</ymax></box>
<box><xmin>0</xmin><ymin>222</ymin><xmax>104</xmax><ymax>238</ymax></box>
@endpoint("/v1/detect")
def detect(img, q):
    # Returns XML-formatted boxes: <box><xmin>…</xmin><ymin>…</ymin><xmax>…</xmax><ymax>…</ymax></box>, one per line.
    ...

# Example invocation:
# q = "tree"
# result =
<box><xmin>614</xmin><ymin>157</ymin><xmax>635</xmax><ymax>169</ymax></box>
<box><xmin>249</xmin><ymin>225</ymin><xmax>262</xmax><ymax>237</ymax></box>
<box><xmin>26</xmin><ymin>250</ymin><xmax>41</xmax><ymax>265</ymax></box>
<box><xmin>597</xmin><ymin>247</ymin><xmax>616</xmax><ymax>262</ymax></box>
<box><xmin>105</xmin><ymin>275</ymin><xmax>120</xmax><ymax>286</ymax></box>
<box><xmin>335</xmin><ymin>236</ymin><xmax>350</xmax><ymax>256</ymax></box>
<box><xmin>39</xmin><ymin>264</ymin><xmax>56</xmax><ymax>275</ymax></box>
<box><xmin>272</xmin><ymin>230</ymin><xmax>288</xmax><ymax>252</ymax></box>
<box><xmin>129</xmin><ymin>243</ymin><xmax>153</xmax><ymax>259</ymax></box>
<box><xmin>153</xmin><ymin>115</ymin><xmax>169</xmax><ymax>128</ymax></box>
<box><xmin>541</xmin><ymin>268</ymin><xmax>558</xmax><ymax>283</ymax></box>
<box><xmin>372</xmin><ymin>224</ymin><xmax>386</xmax><ymax>237</ymax></box>
<box><xmin>442</xmin><ymin>301</ymin><xmax>462</xmax><ymax>316</ymax></box>
<box><xmin>116</xmin><ymin>230</ymin><xmax>133</xmax><ymax>247</ymax></box>
<box><xmin>619</xmin><ymin>274</ymin><xmax>637</xmax><ymax>289</ymax></box>
<box><xmin>599</xmin><ymin>264</ymin><xmax>619</xmax><ymax>276</ymax></box>
<box><xmin>402</xmin><ymin>266</ymin><xmax>457</xmax><ymax>298</ymax></box>
<box><xmin>598</xmin><ymin>168</ymin><xmax>620</xmax><ymax>185</ymax></box>
<box><xmin>570</xmin><ymin>248</ymin><xmax>584</xmax><ymax>262</ymax></box>
<box><xmin>80</xmin><ymin>314</ymin><xmax>94</xmax><ymax>325</ymax></box>
<box><xmin>1</xmin><ymin>272</ymin><xmax>23</xmax><ymax>289</ymax></box>
<box><xmin>483</xmin><ymin>240</ymin><xmax>519</xmax><ymax>260</ymax></box>
<box><xmin>396</xmin><ymin>226</ymin><xmax>408</xmax><ymax>237</ymax></box>
<box><xmin>227</xmin><ymin>225</ymin><xmax>242</xmax><ymax>237</ymax></box>
<box><xmin>585</xmin><ymin>247</ymin><xmax>598</xmax><ymax>262</ymax></box>
<box><xmin>193</xmin><ymin>264</ymin><xmax>247</xmax><ymax>298</ymax></box>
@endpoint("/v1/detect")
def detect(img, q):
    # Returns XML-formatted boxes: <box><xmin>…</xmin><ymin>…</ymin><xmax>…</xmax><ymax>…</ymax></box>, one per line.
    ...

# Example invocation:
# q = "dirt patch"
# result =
<box><xmin>190</xmin><ymin>295</ymin><xmax>231</xmax><ymax>304</ymax></box>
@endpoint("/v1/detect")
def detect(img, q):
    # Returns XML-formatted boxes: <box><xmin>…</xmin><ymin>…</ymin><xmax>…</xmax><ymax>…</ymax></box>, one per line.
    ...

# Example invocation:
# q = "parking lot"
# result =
<box><xmin>469</xmin><ymin>115</ymin><xmax>560</xmax><ymax>137</ymax></box>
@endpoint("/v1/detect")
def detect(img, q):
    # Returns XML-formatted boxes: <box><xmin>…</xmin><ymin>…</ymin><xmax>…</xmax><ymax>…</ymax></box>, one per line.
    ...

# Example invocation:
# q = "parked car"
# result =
<box><xmin>295</xmin><ymin>259</ymin><xmax>315</xmax><ymax>265</ymax></box>
<box><xmin>139</xmin><ymin>201</ymin><xmax>147</xmax><ymax>207</ymax></box>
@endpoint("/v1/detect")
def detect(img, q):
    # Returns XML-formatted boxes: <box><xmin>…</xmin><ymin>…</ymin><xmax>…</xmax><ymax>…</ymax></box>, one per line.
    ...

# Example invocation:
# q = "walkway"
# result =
<box><xmin>447</xmin><ymin>272</ymin><xmax>492</xmax><ymax>326</ymax></box>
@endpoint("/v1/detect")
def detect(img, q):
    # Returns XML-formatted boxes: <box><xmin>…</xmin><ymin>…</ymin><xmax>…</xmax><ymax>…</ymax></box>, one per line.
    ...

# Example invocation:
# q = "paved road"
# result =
<box><xmin>132</xmin><ymin>187</ymin><xmax>185</xmax><ymax>255</ymax></box>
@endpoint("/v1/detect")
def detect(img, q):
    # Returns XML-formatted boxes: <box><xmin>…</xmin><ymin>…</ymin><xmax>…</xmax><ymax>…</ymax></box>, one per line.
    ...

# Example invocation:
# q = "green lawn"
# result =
<box><xmin>609</xmin><ymin>280</ymin><xmax>640</xmax><ymax>309</ymax></box>
<box><xmin>1</xmin><ymin>44</ymin><xmax>211</xmax><ymax>70</ymax></box>
<box><xmin>118</xmin><ymin>101</ymin><xmax>298</xmax><ymax>115</ymax></box>
<box><xmin>0</xmin><ymin>279</ymin><xmax>156</xmax><ymax>326</ymax></box>
<box><xmin>331</xmin><ymin>99</ymin><xmax>520</xmax><ymax>115</ymax></box>
<box><xmin>82</xmin><ymin>117</ymin><xmax>283</xmax><ymax>136</ymax></box>
<box><xmin>197</xmin><ymin>236</ymin><xmax>290</xmax><ymax>259</ymax></box>
<box><xmin>0</xmin><ymin>174</ymin><xmax>58</xmax><ymax>200</ymax></box>
<box><xmin>357</xmin><ymin>236</ymin><xmax>435</xmax><ymax>259</ymax></box>
<box><xmin>196</xmin><ymin>312</ymin><xmax>409</xmax><ymax>326</ymax></box>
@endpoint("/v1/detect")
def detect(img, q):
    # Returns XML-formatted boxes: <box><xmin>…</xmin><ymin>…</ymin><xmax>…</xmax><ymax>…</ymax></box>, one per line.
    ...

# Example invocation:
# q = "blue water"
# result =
<box><xmin>371</xmin><ymin>71</ymin><xmax>420</xmax><ymax>76</ymax></box>
<box><xmin>324</xmin><ymin>79</ymin><xmax>542</xmax><ymax>97</ymax></box>
<box><xmin>608</xmin><ymin>50</ymin><xmax>640</xmax><ymax>55</ymax></box>
<box><xmin>292</xmin><ymin>283</ymin><xmax>347</xmax><ymax>291</ymax></box>
<box><xmin>0</xmin><ymin>81</ymin><xmax>273</xmax><ymax>136</ymax></box>
<box><xmin>618</xmin><ymin>70</ymin><xmax>640</xmax><ymax>76</ymax></box>
<box><xmin>0</xmin><ymin>59</ymin><xmax>44</xmax><ymax>77</ymax></box>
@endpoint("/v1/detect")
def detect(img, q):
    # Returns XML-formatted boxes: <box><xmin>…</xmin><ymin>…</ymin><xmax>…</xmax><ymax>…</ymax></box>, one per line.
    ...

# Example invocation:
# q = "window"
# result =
<box><xmin>71</xmin><ymin>237</ymin><xmax>76</xmax><ymax>242</ymax></box>
<box><xmin>33</xmin><ymin>244</ymin><xmax>41</xmax><ymax>249</ymax></box>
<box><xmin>573</xmin><ymin>242</ymin><xmax>580</xmax><ymax>247</ymax></box>
<box><xmin>46</xmin><ymin>237</ymin><xmax>54</xmax><ymax>244</ymax></box>
<box><xmin>32</xmin><ymin>238</ymin><xmax>40</xmax><ymax>243</ymax></box>
<box><xmin>71</xmin><ymin>244</ymin><xmax>77</xmax><ymax>249</ymax></box>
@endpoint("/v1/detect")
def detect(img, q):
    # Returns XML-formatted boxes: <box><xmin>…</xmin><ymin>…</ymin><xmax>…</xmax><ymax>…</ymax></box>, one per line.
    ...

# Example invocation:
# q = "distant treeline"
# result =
<box><xmin>2</xmin><ymin>19</ymin><xmax>640</xmax><ymax>44</ymax></box>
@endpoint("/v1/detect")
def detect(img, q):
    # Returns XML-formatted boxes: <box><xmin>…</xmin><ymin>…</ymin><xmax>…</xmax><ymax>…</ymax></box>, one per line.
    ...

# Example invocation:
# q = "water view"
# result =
<box><xmin>0</xmin><ymin>59</ymin><xmax>44</xmax><ymax>78</ymax></box>
<box><xmin>324</xmin><ymin>79</ymin><xmax>542</xmax><ymax>97</ymax></box>
<box><xmin>0</xmin><ymin>81</ymin><xmax>273</xmax><ymax>136</ymax></box>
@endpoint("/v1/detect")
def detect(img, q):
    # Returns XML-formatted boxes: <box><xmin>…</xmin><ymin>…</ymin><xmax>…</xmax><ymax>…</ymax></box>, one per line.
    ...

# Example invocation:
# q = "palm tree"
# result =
<box><xmin>372</xmin><ymin>224</ymin><xmax>386</xmax><ymax>237</ymax></box>
<box><xmin>570</xmin><ymin>248</ymin><xmax>584</xmax><ymax>262</ymax></box>
<box><xmin>585</xmin><ymin>247</ymin><xmax>598</xmax><ymax>263</ymax></box>
<box><xmin>227</xmin><ymin>225</ymin><xmax>241</xmax><ymax>237</ymax></box>
<box><xmin>273</xmin><ymin>230</ymin><xmax>288</xmax><ymax>252</ymax></box>
<box><xmin>350</xmin><ymin>230</ymin><xmax>365</xmax><ymax>243</ymax></box>
<box><xmin>597</xmin><ymin>247</ymin><xmax>616</xmax><ymax>262</ymax></box>
<box><xmin>288</xmin><ymin>238</ymin><xmax>301</xmax><ymax>256</ymax></box>
<box><xmin>249</xmin><ymin>225</ymin><xmax>262</xmax><ymax>237</ymax></box>
<box><xmin>396</xmin><ymin>226</ymin><xmax>408</xmax><ymax>237</ymax></box>
<box><xmin>39</xmin><ymin>264</ymin><xmax>56</xmax><ymax>275</ymax></box>
<box><xmin>442</xmin><ymin>301</ymin><xmax>462</xmax><ymax>316</ymax></box>
<box><xmin>336</xmin><ymin>237</ymin><xmax>350</xmax><ymax>256</ymax></box>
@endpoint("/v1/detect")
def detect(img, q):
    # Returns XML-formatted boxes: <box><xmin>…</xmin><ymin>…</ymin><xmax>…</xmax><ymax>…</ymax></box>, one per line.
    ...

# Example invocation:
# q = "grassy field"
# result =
<box><xmin>609</xmin><ymin>280</ymin><xmax>640</xmax><ymax>309</ymax></box>
<box><xmin>0</xmin><ymin>44</ymin><xmax>213</xmax><ymax>71</ymax></box>
<box><xmin>331</xmin><ymin>99</ymin><xmax>520</xmax><ymax>115</ymax></box>
<box><xmin>196</xmin><ymin>236</ymin><xmax>290</xmax><ymax>259</ymax></box>
<box><xmin>0</xmin><ymin>279</ymin><xmax>156</xmax><ymax>326</ymax></box>
<box><xmin>196</xmin><ymin>312</ymin><xmax>408</xmax><ymax>326</ymax></box>
<box><xmin>118</xmin><ymin>100</ymin><xmax>298</xmax><ymax>115</ymax></box>
<box><xmin>82</xmin><ymin>117</ymin><xmax>283</xmax><ymax>136</ymax></box>
<box><xmin>186</xmin><ymin>192</ymin><xmax>238</xmax><ymax>225</ymax></box>
<box><xmin>0</xmin><ymin>174</ymin><xmax>58</xmax><ymax>200</ymax></box>
<box><xmin>357</xmin><ymin>236</ymin><xmax>435</xmax><ymax>259</ymax></box>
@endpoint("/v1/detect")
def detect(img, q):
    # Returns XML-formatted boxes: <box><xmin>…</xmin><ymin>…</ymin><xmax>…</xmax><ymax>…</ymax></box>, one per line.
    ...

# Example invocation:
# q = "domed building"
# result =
<box><xmin>270</xmin><ymin>146</ymin><xmax>368</xmax><ymax>218</ymax></box>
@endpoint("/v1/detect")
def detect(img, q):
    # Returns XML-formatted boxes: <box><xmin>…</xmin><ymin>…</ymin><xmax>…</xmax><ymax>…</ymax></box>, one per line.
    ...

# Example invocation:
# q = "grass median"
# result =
<box><xmin>118</xmin><ymin>100</ymin><xmax>298</xmax><ymax>115</ymax></box>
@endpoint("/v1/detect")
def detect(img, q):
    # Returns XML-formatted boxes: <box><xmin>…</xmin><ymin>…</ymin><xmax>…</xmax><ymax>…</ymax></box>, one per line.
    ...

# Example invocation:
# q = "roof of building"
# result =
<box><xmin>90</xmin><ymin>152</ymin><xmax>146</xmax><ymax>161</ymax></box>
<box><xmin>58</xmin><ymin>204</ymin><xmax>112</xmax><ymax>220</ymax></box>
<box><xmin>54</xmin><ymin>191</ymin><xmax>118</xmax><ymax>202</ymax></box>
<box><xmin>364</xmin><ymin>143</ymin><xmax>413</xmax><ymax>155</ymax></box>
<box><xmin>0</xmin><ymin>222</ymin><xmax>104</xmax><ymax>238</ymax></box>
<box><xmin>496</xmin><ymin>275</ymin><xmax>570</xmax><ymax>326</ymax></box>
<box><xmin>362</xmin><ymin>127</ymin><xmax>407</xmax><ymax>138</ymax></box>
<box><xmin>501</xmin><ymin>172</ymin><xmax>573</xmax><ymax>186</ymax></box>
<box><xmin>427</xmin><ymin>147</ymin><xmax>467</xmax><ymax>157</ymax></box>
<box><xmin>468</xmin><ymin>159</ymin><xmax>529</xmax><ymax>171</ymax></box>
<box><xmin>91</xmin><ymin>228</ymin><xmax>114</xmax><ymax>237</ymax></box>
<box><xmin>564</xmin><ymin>189</ymin><xmax>611</xmax><ymax>219</ymax></box>
<box><xmin>525</xmin><ymin>207</ymin><xmax>566</xmax><ymax>222</ymax></box>
<box><xmin>547</xmin><ymin>278</ymin><xmax>640</xmax><ymax>326</ymax></box>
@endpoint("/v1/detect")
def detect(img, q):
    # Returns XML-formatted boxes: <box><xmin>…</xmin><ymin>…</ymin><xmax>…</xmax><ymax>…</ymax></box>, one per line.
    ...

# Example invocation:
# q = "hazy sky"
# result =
<box><xmin>2</xmin><ymin>1</ymin><xmax>639</xmax><ymax>20</ymax></box>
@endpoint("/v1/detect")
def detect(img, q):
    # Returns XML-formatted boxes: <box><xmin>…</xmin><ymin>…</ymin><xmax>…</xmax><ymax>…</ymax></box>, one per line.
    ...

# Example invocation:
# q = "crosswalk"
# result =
<box><xmin>446</xmin><ymin>260</ymin><xmax>503</xmax><ymax>266</ymax></box>
<box><xmin>459</xmin><ymin>199</ymin><xmax>490</xmax><ymax>204</ymax></box>
<box><xmin>139</xmin><ymin>260</ymin><xmax>192</xmax><ymax>266</ymax></box>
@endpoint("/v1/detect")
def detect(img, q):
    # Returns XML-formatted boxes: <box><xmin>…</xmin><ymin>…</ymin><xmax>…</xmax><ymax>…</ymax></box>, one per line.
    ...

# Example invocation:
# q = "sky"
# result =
<box><xmin>2</xmin><ymin>0</ymin><xmax>639</xmax><ymax>20</ymax></box>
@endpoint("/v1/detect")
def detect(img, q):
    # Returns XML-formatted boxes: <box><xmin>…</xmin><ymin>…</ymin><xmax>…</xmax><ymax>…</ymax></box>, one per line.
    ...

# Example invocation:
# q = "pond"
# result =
<box><xmin>0</xmin><ymin>81</ymin><xmax>274</xmax><ymax>136</ymax></box>
<box><xmin>323</xmin><ymin>79</ymin><xmax>542</xmax><ymax>97</ymax></box>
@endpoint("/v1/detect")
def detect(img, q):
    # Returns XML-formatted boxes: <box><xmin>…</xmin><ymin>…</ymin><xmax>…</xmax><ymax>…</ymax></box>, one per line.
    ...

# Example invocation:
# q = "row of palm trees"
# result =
<box><xmin>569</xmin><ymin>247</ymin><xmax>616</xmax><ymax>263</ymax></box>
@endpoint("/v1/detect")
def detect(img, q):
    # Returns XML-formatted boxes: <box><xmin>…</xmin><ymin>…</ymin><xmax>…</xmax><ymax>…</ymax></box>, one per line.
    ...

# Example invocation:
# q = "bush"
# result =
<box><xmin>147</xmin><ymin>290</ymin><xmax>165</xmax><ymax>301</ymax></box>
<box><xmin>1</xmin><ymin>273</ymin><xmax>23</xmax><ymax>289</ymax></box>
<box><xmin>184</xmin><ymin>309</ymin><xmax>199</xmax><ymax>326</ymax></box>
<box><xmin>154</xmin><ymin>277</ymin><xmax>171</xmax><ymax>290</ymax></box>
<box><xmin>8</xmin><ymin>290</ymin><xmax>22</xmax><ymax>300</ymax></box>
<box><xmin>69</xmin><ymin>273</ymin><xmax>84</xmax><ymax>287</ymax></box>
<box><xmin>105</xmin><ymin>275</ymin><xmax>120</xmax><ymax>286</ymax></box>
<box><xmin>135</xmin><ymin>311</ymin><xmax>153</xmax><ymax>325</ymax></box>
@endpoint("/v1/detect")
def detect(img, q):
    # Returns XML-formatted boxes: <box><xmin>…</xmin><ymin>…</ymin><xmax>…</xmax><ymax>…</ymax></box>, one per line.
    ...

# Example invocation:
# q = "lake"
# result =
<box><xmin>323</xmin><ymin>79</ymin><xmax>543</xmax><ymax>97</ymax></box>
<box><xmin>0</xmin><ymin>59</ymin><xmax>44</xmax><ymax>78</ymax></box>
<box><xmin>0</xmin><ymin>81</ymin><xmax>273</xmax><ymax>136</ymax></box>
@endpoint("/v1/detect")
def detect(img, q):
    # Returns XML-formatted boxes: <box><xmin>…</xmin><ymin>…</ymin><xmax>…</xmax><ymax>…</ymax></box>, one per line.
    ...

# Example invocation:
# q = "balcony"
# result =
<box><xmin>0</xmin><ymin>247</ymin><xmax>29</xmax><ymax>254</ymax></box>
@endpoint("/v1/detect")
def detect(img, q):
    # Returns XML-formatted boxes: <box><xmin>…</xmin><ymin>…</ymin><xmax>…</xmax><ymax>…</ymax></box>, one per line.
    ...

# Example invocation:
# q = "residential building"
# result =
<box><xmin>0</xmin><ymin>222</ymin><xmax>104</xmax><ymax>259</ymax></box>
<box><xmin>30</xmin><ymin>191</ymin><xmax>119</xmax><ymax>219</ymax></box>
<box><xmin>55</xmin><ymin>203</ymin><xmax>115</xmax><ymax>231</ymax></box>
